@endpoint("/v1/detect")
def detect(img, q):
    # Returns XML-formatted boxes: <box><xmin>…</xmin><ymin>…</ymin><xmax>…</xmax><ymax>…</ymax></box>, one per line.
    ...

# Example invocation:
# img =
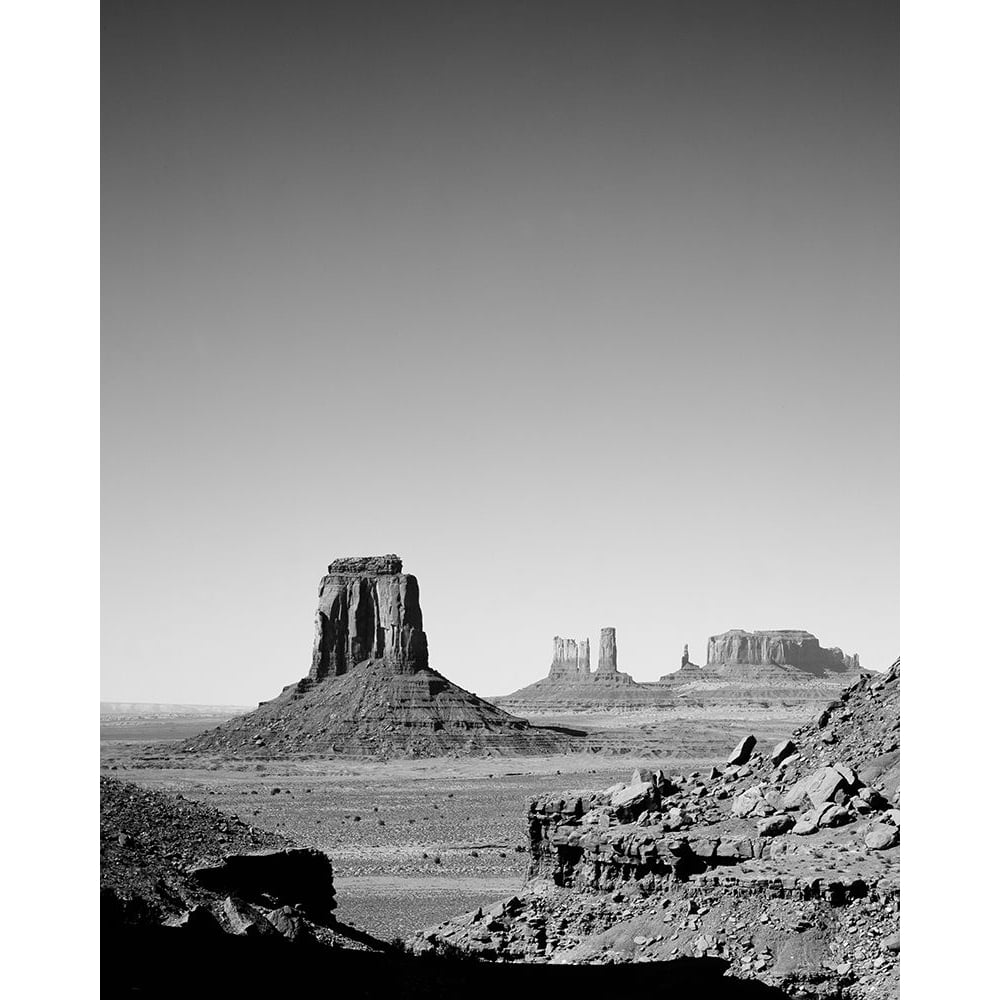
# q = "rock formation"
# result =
<box><xmin>706</xmin><ymin>628</ymin><xmax>860</xmax><ymax>675</ymax></box>
<box><xmin>548</xmin><ymin>636</ymin><xmax>591</xmax><ymax>681</ymax></box>
<box><xmin>497</xmin><ymin>628</ymin><xmax>864</xmax><ymax>714</ymax></box>
<box><xmin>185</xmin><ymin>555</ymin><xmax>574</xmax><ymax>757</ymax></box>
<box><xmin>310</xmin><ymin>555</ymin><xmax>427</xmax><ymax>679</ymax></box>
<box><xmin>497</xmin><ymin>625</ymin><xmax>646</xmax><ymax>710</ymax></box>
<box><xmin>411</xmin><ymin>659</ymin><xmax>901</xmax><ymax>999</ymax></box>
<box><xmin>100</xmin><ymin>776</ymin><xmax>344</xmax><ymax>942</ymax></box>
<box><xmin>658</xmin><ymin>643</ymin><xmax>706</xmax><ymax>683</ymax></box>
<box><xmin>596</xmin><ymin>627</ymin><xmax>617</xmax><ymax>674</ymax></box>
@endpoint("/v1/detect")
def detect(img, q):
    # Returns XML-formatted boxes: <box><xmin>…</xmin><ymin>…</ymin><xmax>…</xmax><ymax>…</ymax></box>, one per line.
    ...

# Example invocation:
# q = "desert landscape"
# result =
<box><xmin>86</xmin><ymin>3</ymin><xmax>914</xmax><ymax>996</ymax></box>
<box><xmin>102</xmin><ymin>555</ymin><xmax>898</xmax><ymax>998</ymax></box>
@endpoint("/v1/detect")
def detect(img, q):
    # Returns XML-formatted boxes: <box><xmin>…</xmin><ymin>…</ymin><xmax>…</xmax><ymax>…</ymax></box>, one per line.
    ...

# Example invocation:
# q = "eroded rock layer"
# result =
<box><xmin>549</xmin><ymin>637</ymin><xmax>591</xmax><ymax>680</ymax></box>
<box><xmin>706</xmin><ymin>629</ymin><xmax>860</xmax><ymax>675</ymax></box>
<box><xmin>100</xmin><ymin>776</ymin><xmax>347</xmax><ymax>945</ymax></box>
<box><xmin>185</xmin><ymin>556</ymin><xmax>574</xmax><ymax>757</ymax></box>
<box><xmin>412</xmin><ymin>660</ymin><xmax>901</xmax><ymax>1000</ymax></box>
<box><xmin>310</xmin><ymin>555</ymin><xmax>427</xmax><ymax>679</ymax></box>
<box><xmin>496</xmin><ymin>630</ymin><xmax>863</xmax><ymax>714</ymax></box>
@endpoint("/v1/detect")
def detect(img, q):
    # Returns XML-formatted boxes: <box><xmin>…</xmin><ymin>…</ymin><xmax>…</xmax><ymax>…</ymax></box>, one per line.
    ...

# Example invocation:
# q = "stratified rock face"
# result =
<box><xmin>596</xmin><ymin>627</ymin><xmax>618</xmax><ymax>674</ymax></box>
<box><xmin>310</xmin><ymin>554</ymin><xmax>427</xmax><ymax>679</ymax></box>
<box><xmin>185</xmin><ymin>555</ymin><xmax>575</xmax><ymax>757</ymax></box>
<box><xmin>548</xmin><ymin>637</ymin><xmax>591</xmax><ymax>681</ymax></box>
<box><xmin>498</xmin><ymin>629</ymin><xmax>864</xmax><ymax>715</ymax></box>
<box><xmin>706</xmin><ymin>629</ymin><xmax>861</xmax><ymax>675</ymax></box>
<box><xmin>414</xmin><ymin>661</ymin><xmax>901</xmax><ymax>999</ymax></box>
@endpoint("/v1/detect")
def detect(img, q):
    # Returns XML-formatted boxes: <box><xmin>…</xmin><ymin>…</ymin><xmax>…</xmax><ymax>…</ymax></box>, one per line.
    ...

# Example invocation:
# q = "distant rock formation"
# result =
<box><xmin>495</xmin><ymin>628</ymin><xmax>865</xmax><ymax>714</ymax></box>
<box><xmin>185</xmin><ymin>556</ymin><xmax>574</xmax><ymax>757</ymax></box>
<box><xmin>592</xmin><ymin>627</ymin><xmax>636</xmax><ymax>686</ymax></box>
<box><xmin>596</xmin><ymin>627</ymin><xmax>617</xmax><ymax>673</ymax></box>
<box><xmin>706</xmin><ymin>629</ymin><xmax>861</xmax><ymax>675</ymax></box>
<box><xmin>658</xmin><ymin>643</ymin><xmax>706</xmax><ymax>683</ymax></box>
<box><xmin>548</xmin><ymin>636</ymin><xmax>591</xmax><ymax>681</ymax></box>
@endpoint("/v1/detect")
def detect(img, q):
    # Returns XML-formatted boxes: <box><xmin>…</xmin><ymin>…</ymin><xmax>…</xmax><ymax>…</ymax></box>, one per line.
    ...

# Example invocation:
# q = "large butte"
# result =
<box><xmin>184</xmin><ymin>555</ymin><xmax>575</xmax><ymax>757</ymax></box>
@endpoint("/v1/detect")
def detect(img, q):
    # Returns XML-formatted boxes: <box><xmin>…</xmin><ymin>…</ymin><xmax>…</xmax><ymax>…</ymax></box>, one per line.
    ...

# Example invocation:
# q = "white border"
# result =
<box><xmin>2</xmin><ymin>1</ymin><xmax>99</xmax><ymax>996</ymax></box>
<box><xmin>903</xmin><ymin>1</ymin><xmax>1000</xmax><ymax>997</ymax></box>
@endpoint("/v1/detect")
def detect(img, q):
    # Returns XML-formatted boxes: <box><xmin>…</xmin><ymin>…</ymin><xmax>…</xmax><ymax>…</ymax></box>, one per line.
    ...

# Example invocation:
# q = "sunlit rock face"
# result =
<box><xmin>548</xmin><ymin>637</ymin><xmax>591</xmax><ymax>681</ymax></box>
<box><xmin>596</xmin><ymin>627</ymin><xmax>618</xmax><ymax>674</ymax></box>
<box><xmin>705</xmin><ymin>629</ymin><xmax>861</xmax><ymax>676</ymax></box>
<box><xmin>309</xmin><ymin>555</ymin><xmax>428</xmax><ymax>679</ymax></box>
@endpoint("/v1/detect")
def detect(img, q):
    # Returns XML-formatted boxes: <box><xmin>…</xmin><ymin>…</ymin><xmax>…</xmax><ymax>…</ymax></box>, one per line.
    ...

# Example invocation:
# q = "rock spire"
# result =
<box><xmin>548</xmin><ymin>637</ymin><xmax>591</xmax><ymax>681</ymax></box>
<box><xmin>596</xmin><ymin>627</ymin><xmax>618</xmax><ymax>674</ymax></box>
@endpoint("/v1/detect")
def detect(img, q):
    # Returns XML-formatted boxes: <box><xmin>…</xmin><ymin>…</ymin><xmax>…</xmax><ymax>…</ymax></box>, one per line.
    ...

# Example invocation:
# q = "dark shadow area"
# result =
<box><xmin>530</xmin><ymin>724</ymin><xmax>590</xmax><ymax>737</ymax></box>
<box><xmin>102</xmin><ymin>925</ymin><xmax>794</xmax><ymax>999</ymax></box>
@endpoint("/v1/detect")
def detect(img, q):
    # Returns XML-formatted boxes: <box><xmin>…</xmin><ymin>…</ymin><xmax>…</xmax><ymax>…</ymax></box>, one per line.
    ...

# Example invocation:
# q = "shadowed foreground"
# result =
<box><xmin>103</xmin><ymin>925</ymin><xmax>793</xmax><ymax>999</ymax></box>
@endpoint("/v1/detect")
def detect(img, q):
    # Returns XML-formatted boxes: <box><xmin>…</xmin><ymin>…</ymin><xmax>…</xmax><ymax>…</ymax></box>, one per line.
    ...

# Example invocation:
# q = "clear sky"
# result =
<box><xmin>102</xmin><ymin>0</ymin><xmax>898</xmax><ymax>704</ymax></box>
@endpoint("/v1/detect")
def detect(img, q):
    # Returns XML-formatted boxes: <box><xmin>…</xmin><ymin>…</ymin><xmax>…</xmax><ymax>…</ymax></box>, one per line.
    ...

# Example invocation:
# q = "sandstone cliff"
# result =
<box><xmin>548</xmin><ymin>636</ymin><xmax>591</xmax><ymax>681</ymax></box>
<box><xmin>310</xmin><ymin>555</ymin><xmax>427</xmax><ymax>679</ymax></box>
<box><xmin>497</xmin><ymin>628</ymin><xmax>864</xmax><ymax>714</ymax></box>
<box><xmin>706</xmin><ymin>629</ymin><xmax>860</xmax><ymax>675</ymax></box>
<box><xmin>596</xmin><ymin>627</ymin><xmax>617</xmax><ymax>673</ymax></box>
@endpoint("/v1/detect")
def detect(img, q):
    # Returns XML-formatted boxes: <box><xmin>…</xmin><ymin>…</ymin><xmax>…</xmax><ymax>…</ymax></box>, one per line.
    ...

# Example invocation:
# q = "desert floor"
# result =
<box><xmin>101</xmin><ymin>707</ymin><xmax>805</xmax><ymax>939</ymax></box>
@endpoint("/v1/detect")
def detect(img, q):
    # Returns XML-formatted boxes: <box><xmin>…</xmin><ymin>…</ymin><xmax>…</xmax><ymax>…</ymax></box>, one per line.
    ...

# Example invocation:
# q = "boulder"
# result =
<box><xmin>771</xmin><ymin>739</ymin><xmax>797</xmax><ymax>766</ymax></box>
<box><xmin>727</xmin><ymin>736</ymin><xmax>757</xmax><ymax>766</ymax></box>
<box><xmin>219</xmin><ymin>896</ymin><xmax>276</xmax><ymax>937</ymax></box>
<box><xmin>832</xmin><ymin>762</ymin><xmax>859</xmax><ymax>788</ymax></box>
<box><xmin>865</xmin><ymin>825</ymin><xmax>899</xmax><ymax>851</ymax></box>
<box><xmin>732</xmin><ymin>786</ymin><xmax>764</xmax><ymax>818</ymax></box>
<box><xmin>173</xmin><ymin>905</ymin><xmax>223</xmax><ymax>935</ymax></box>
<box><xmin>264</xmin><ymin>905</ymin><xmax>311</xmax><ymax>942</ymax></box>
<box><xmin>816</xmin><ymin>804</ymin><xmax>850</xmax><ymax>828</ymax></box>
<box><xmin>611</xmin><ymin>781</ymin><xmax>656</xmax><ymax>819</ymax></box>
<box><xmin>716</xmin><ymin>838</ymin><xmax>754</xmax><ymax>861</ymax></box>
<box><xmin>793</xmin><ymin>767</ymin><xmax>850</xmax><ymax>809</ymax></box>
<box><xmin>792</xmin><ymin>813</ymin><xmax>819</xmax><ymax>836</ymax></box>
<box><xmin>757</xmin><ymin>815</ymin><xmax>794</xmax><ymax>837</ymax></box>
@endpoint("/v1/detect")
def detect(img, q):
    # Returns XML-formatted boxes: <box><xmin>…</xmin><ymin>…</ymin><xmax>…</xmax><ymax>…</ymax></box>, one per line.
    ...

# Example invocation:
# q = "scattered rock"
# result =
<box><xmin>771</xmin><ymin>739</ymin><xmax>797</xmax><ymax>766</ymax></box>
<box><xmin>865</xmin><ymin>825</ymin><xmax>899</xmax><ymax>850</ymax></box>
<box><xmin>727</xmin><ymin>735</ymin><xmax>757</xmax><ymax>766</ymax></box>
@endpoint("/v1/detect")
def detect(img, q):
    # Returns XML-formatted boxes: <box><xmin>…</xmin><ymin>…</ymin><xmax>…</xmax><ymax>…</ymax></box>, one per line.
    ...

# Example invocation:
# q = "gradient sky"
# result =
<box><xmin>102</xmin><ymin>1</ymin><xmax>898</xmax><ymax>704</ymax></box>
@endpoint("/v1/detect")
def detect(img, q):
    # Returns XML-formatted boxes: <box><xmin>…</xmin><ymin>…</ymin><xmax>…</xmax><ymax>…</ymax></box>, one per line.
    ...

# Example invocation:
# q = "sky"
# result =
<box><xmin>102</xmin><ymin>0</ymin><xmax>898</xmax><ymax>704</ymax></box>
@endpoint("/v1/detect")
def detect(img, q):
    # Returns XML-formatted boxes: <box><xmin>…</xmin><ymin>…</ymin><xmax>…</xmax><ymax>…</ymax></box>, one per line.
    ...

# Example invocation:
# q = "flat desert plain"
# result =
<box><xmin>101</xmin><ymin>706</ymin><xmax>808</xmax><ymax>940</ymax></box>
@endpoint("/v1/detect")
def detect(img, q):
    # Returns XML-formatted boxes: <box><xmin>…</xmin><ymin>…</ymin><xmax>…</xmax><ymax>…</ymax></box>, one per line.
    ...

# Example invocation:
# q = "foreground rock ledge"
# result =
<box><xmin>411</xmin><ymin>660</ymin><xmax>900</xmax><ymax>1000</ymax></box>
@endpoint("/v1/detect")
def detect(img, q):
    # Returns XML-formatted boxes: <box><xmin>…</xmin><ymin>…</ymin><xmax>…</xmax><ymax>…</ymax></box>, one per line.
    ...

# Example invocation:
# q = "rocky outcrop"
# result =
<box><xmin>310</xmin><ymin>554</ymin><xmax>427</xmax><ymax>679</ymax></box>
<box><xmin>497</xmin><ymin>625</ymin><xmax>644</xmax><ymax>711</ymax></box>
<box><xmin>548</xmin><ymin>637</ymin><xmax>591</xmax><ymax>681</ymax></box>
<box><xmin>596</xmin><ymin>627</ymin><xmax>617</xmax><ymax>674</ymax></box>
<box><xmin>189</xmin><ymin>849</ymin><xmax>335</xmax><ymax>919</ymax></box>
<box><xmin>592</xmin><ymin>627</ymin><xmax>636</xmax><ymax>686</ymax></box>
<box><xmin>706</xmin><ymin>629</ymin><xmax>861</xmax><ymax>675</ymax></box>
<box><xmin>657</xmin><ymin>644</ymin><xmax>707</xmax><ymax>683</ymax></box>
<box><xmin>185</xmin><ymin>556</ymin><xmax>575</xmax><ymax>757</ymax></box>
<box><xmin>498</xmin><ymin>629</ymin><xmax>863</xmax><ymax>714</ymax></box>
<box><xmin>100</xmin><ymin>777</ymin><xmax>351</xmax><ymax>945</ymax></box>
<box><xmin>411</xmin><ymin>660</ymin><xmax>901</xmax><ymax>999</ymax></box>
